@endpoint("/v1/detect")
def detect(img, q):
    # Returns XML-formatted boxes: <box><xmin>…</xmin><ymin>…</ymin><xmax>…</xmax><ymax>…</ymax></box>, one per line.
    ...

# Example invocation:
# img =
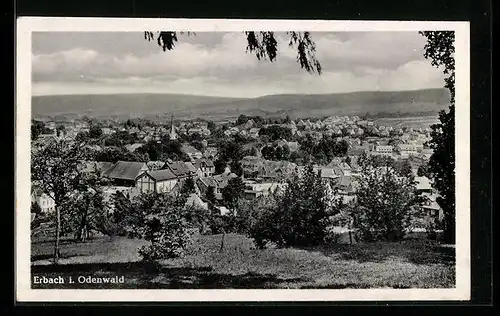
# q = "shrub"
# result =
<box><xmin>248</xmin><ymin>165</ymin><xmax>343</xmax><ymax>248</ymax></box>
<box><xmin>354</xmin><ymin>165</ymin><xmax>425</xmax><ymax>242</ymax></box>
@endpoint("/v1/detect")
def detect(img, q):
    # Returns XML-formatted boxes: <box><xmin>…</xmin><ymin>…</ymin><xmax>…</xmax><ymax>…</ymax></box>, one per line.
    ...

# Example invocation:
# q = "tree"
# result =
<box><xmin>31</xmin><ymin>201</ymin><xmax>42</xmax><ymax>215</ymax></box>
<box><xmin>180</xmin><ymin>176</ymin><xmax>196</xmax><ymax>197</ymax></box>
<box><xmin>95</xmin><ymin>146</ymin><xmax>147</xmax><ymax>163</ymax></box>
<box><xmin>221</xmin><ymin>177</ymin><xmax>245</xmax><ymax>209</ymax></box>
<box><xmin>145</xmin><ymin>31</ymin><xmax>322</xmax><ymax>74</ymax></box>
<box><xmin>354</xmin><ymin>165</ymin><xmax>424</xmax><ymax>242</ymax></box>
<box><xmin>420</xmin><ymin>31</ymin><xmax>455</xmax><ymax>244</ymax></box>
<box><xmin>59</xmin><ymin>170</ymin><xmax>110</xmax><ymax>242</ymax></box>
<box><xmin>56</xmin><ymin>124</ymin><xmax>66</xmax><ymax>138</ymax></box>
<box><xmin>417</xmin><ymin>163</ymin><xmax>432</xmax><ymax>178</ymax></box>
<box><xmin>207</xmin><ymin>120</ymin><xmax>216</xmax><ymax>132</ymax></box>
<box><xmin>236</xmin><ymin>114</ymin><xmax>249</xmax><ymax>126</ymax></box>
<box><xmin>393</xmin><ymin>159</ymin><xmax>414</xmax><ymax>178</ymax></box>
<box><xmin>214</xmin><ymin>158</ymin><xmax>227</xmax><ymax>175</ymax></box>
<box><xmin>31</xmin><ymin>139</ymin><xmax>88</xmax><ymax>263</ymax></box>
<box><xmin>88</xmin><ymin>123</ymin><xmax>103</xmax><ymax>139</ymax></box>
<box><xmin>135</xmin><ymin>193</ymin><xmax>193</xmax><ymax>262</ymax></box>
<box><xmin>31</xmin><ymin>120</ymin><xmax>49</xmax><ymax>141</ymax></box>
<box><xmin>259</xmin><ymin>125</ymin><xmax>292</xmax><ymax>141</ymax></box>
<box><xmin>249</xmin><ymin>165</ymin><xmax>338</xmax><ymax>248</ymax></box>
<box><xmin>229</xmin><ymin>160</ymin><xmax>244</xmax><ymax>177</ymax></box>
<box><xmin>206</xmin><ymin>186</ymin><xmax>217</xmax><ymax>204</ymax></box>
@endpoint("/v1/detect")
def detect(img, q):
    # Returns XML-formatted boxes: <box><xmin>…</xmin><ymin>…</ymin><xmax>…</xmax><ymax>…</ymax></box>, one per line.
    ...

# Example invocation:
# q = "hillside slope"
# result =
<box><xmin>32</xmin><ymin>88</ymin><xmax>450</xmax><ymax>121</ymax></box>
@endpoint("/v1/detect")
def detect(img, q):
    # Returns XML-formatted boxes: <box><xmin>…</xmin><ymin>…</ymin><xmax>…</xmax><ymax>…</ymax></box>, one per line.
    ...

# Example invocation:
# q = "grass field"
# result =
<box><xmin>31</xmin><ymin>234</ymin><xmax>455</xmax><ymax>289</ymax></box>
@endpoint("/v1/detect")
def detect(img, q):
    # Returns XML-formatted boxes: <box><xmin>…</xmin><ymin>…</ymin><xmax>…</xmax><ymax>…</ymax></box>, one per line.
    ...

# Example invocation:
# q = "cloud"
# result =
<box><xmin>32</xmin><ymin>31</ymin><xmax>446</xmax><ymax>97</ymax></box>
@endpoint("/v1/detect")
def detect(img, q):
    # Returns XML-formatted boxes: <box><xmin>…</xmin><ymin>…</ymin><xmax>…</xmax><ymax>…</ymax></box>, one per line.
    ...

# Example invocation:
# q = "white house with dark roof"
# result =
<box><xmin>193</xmin><ymin>158</ymin><xmax>215</xmax><ymax>178</ymax></box>
<box><xmin>135</xmin><ymin>169</ymin><xmax>179</xmax><ymax>194</ymax></box>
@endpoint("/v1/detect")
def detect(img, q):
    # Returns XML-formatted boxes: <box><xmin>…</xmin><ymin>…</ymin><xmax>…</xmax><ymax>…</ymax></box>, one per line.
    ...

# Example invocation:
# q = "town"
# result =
<box><xmin>31</xmin><ymin>113</ymin><xmax>442</xmax><ymax>234</ymax></box>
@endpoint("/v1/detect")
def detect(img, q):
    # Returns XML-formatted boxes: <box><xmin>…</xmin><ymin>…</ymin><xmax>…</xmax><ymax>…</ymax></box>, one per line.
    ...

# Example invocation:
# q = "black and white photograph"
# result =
<box><xmin>15</xmin><ymin>18</ymin><xmax>470</xmax><ymax>302</ymax></box>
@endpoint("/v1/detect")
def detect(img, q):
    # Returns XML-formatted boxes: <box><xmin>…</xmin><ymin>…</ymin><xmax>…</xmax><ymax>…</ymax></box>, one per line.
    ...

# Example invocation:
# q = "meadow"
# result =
<box><xmin>31</xmin><ymin>234</ymin><xmax>455</xmax><ymax>289</ymax></box>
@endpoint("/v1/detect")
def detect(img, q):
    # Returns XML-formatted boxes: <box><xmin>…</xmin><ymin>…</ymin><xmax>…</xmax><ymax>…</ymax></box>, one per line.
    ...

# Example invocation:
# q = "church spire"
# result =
<box><xmin>169</xmin><ymin>113</ymin><xmax>177</xmax><ymax>140</ymax></box>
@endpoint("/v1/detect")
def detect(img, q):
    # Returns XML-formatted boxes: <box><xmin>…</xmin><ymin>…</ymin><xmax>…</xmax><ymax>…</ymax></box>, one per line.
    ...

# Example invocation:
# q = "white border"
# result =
<box><xmin>15</xmin><ymin>17</ymin><xmax>471</xmax><ymax>302</ymax></box>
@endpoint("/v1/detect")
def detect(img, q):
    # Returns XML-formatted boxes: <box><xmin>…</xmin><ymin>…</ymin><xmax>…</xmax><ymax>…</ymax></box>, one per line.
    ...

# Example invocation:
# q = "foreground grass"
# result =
<box><xmin>31</xmin><ymin>234</ymin><xmax>455</xmax><ymax>289</ymax></box>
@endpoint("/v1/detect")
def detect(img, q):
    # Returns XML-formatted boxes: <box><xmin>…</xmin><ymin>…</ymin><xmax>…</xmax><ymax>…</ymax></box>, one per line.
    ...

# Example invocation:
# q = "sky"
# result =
<box><xmin>31</xmin><ymin>31</ymin><xmax>446</xmax><ymax>98</ymax></box>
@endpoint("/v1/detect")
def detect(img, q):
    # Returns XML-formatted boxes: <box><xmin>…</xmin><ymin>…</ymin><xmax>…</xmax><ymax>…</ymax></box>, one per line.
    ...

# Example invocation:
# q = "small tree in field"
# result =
<box><xmin>354</xmin><ymin>165</ymin><xmax>424</xmax><ymax>242</ymax></box>
<box><xmin>249</xmin><ymin>165</ymin><xmax>340</xmax><ymax>248</ymax></box>
<box><xmin>31</xmin><ymin>139</ymin><xmax>88</xmax><ymax>264</ymax></box>
<box><xmin>118</xmin><ymin>192</ymin><xmax>194</xmax><ymax>262</ymax></box>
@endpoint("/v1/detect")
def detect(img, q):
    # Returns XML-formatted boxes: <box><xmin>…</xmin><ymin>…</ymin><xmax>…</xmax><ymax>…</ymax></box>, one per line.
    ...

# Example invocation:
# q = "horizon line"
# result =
<box><xmin>31</xmin><ymin>87</ymin><xmax>448</xmax><ymax>99</ymax></box>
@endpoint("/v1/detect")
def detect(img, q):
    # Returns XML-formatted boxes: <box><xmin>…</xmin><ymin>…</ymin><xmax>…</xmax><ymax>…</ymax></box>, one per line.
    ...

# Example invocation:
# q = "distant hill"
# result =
<box><xmin>31</xmin><ymin>88</ymin><xmax>450</xmax><ymax>121</ymax></box>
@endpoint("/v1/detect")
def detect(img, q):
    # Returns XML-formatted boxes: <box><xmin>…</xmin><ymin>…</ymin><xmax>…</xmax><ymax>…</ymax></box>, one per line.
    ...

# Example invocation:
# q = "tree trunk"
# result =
<box><xmin>53</xmin><ymin>205</ymin><xmax>61</xmax><ymax>264</ymax></box>
<box><xmin>443</xmin><ymin>212</ymin><xmax>456</xmax><ymax>244</ymax></box>
<box><xmin>219</xmin><ymin>231</ymin><xmax>226</xmax><ymax>253</ymax></box>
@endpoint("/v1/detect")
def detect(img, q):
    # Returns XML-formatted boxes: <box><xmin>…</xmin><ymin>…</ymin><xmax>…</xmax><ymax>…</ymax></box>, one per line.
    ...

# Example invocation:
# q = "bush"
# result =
<box><xmin>354</xmin><ymin>166</ymin><xmax>425</xmax><ymax>242</ymax></box>
<box><xmin>323</xmin><ymin>227</ymin><xmax>343</xmax><ymax>244</ymax></box>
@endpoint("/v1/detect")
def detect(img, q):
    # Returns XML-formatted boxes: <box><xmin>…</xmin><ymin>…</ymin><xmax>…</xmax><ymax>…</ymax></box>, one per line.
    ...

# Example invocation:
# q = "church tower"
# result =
<box><xmin>169</xmin><ymin>114</ymin><xmax>177</xmax><ymax>140</ymax></box>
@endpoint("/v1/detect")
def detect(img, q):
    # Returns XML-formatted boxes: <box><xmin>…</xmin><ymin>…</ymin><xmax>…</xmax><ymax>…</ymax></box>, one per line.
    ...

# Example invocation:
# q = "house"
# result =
<box><xmin>287</xmin><ymin>141</ymin><xmax>300</xmax><ymax>152</ymax></box>
<box><xmin>184</xmin><ymin>161</ymin><xmax>198</xmax><ymax>175</ymax></box>
<box><xmin>244</xmin><ymin>181</ymin><xmax>287</xmax><ymax>200</ymax></box>
<box><xmin>182</xmin><ymin>144</ymin><xmax>203</xmax><ymax>160</ymax></box>
<box><xmin>203</xmin><ymin>146</ymin><xmax>218</xmax><ymax>159</ymax></box>
<box><xmin>421</xmin><ymin>148</ymin><xmax>434</xmax><ymax>160</ymax></box>
<box><xmin>102</xmin><ymin>128</ymin><xmax>114</xmax><ymax>135</ymax></box>
<box><xmin>31</xmin><ymin>188</ymin><xmax>55</xmax><ymax>213</ymax></box>
<box><xmin>188</xmin><ymin>128</ymin><xmax>203</xmax><ymax>136</ymax></box>
<box><xmin>397</xmin><ymin>144</ymin><xmax>419</xmax><ymax>158</ymax></box>
<box><xmin>193</xmin><ymin>158</ymin><xmax>215</xmax><ymax>178</ymax></box>
<box><xmin>331</xmin><ymin>176</ymin><xmax>357</xmax><ymax>195</ymax></box>
<box><xmin>125</xmin><ymin>143</ymin><xmax>143</xmax><ymax>153</ymax></box>
<box><xmin>163</xmin><ymin>160</ymin><xmax>195</xmax><ymax>178</ymax></box>
<box><xmin>146</xmin><ymin>160</ymin><xmax>165</xmax><ymax>171</ymax></box>
<box><xmin>184</xmin><ymin>193</ymin><xmax>209</xmax><ymax>211</ymax></box>
<box><xmin>102</xmin><ymin>186</ymin><xmax>140</xmax><ymax>212</ymax></box>
<box><xmin>415</xmin><ymin>176</ymin><xmax>433</xmax><ymax>194</ymax></box>
<box><xmin>373</xmin><ymin>145</ymin><xmax>394</xmax><ymax>156</ymax></box>
<box><xmin>421</xmin><ymin>195</ymin><xmax>444</xmax><ymax>224</ymax></box>
<box><xmin>79</xmin><ymin>161</ymin><xmax>114</xmax><ymax>176</ymax></box>
<box><xmin>196</xmin><ymin>173</ymin><xmax>238</xmax><ymax>200</ymax></box>
<box><xmin>135</xmin><ymin>169</ymin><xmax>178</xmax><ymax>194</ymax></box>
<box><xmin>102</xmin><ymin>161</ymin><xmax>149</xmax><ymax>186</ymax></box>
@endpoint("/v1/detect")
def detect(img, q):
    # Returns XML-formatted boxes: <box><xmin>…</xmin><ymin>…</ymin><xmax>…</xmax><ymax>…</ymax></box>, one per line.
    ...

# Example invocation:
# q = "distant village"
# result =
<box><xmin>31</xmin><ymin>114</ymin><xmax>442</xmax><ymax>228</ymax></box>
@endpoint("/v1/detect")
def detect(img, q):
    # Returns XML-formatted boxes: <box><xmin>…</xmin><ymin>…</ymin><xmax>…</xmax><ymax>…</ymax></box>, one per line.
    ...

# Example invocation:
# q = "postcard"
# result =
<box><xmin>16</xmin><ymin>17</ymin><xmax>470</xmax><ymax>302</ymax></box>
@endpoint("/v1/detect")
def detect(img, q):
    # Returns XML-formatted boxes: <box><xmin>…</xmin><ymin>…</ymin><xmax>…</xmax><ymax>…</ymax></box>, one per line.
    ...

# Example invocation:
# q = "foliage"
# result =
<box><xmin>249</xmin><ymin>165</ymin><xmax>340</xmax><ymax>248</ymax></box>
<box><xmin>393</xmin><ymin>159</ymin><xmax>414</xmax><ymax>178</ymax></box>
<box><xmin>31</xmin><ymin>139</ymin><xmax>96</xmax><ymax>263</ymax></box>
<box><xmin>221</xmin><ymin>177</ymin><xmax>245</xmax><ymax>209</ymax></box>
<box><xmin>135</xmin><ymin>139</ymin><xmax>188</xmax><ymax>162</ymax></box>
<box><xmin>261</xmin><ymin>144</ymin><xmax>290</xmax><ymax>161</ymax></box>
<box><xmin>420</xmin><ymin>31</ymin><xmax>455</xmax><ymax>244</ymax></box>
<box><xmin>145</xmin><ymin>31</ymin><xmax>322</xmax><ymax>74</ymax></box>
<box><xmin>296</xmin><ymin>135</ymin><xmax>348</xmax><ymax>165</ymax></box>
<box><xmin>88</xmin><ymin>123</ymin><xmax>103</xmax><ymax>139</ymax></box>
<box><xmin>236</xmin><ymin>114</ymin><xmax>249</xmax><ymax>126</ymax></box>
<box><xmin>104</xmin><ymin>131</ymin><xmax>139</xmax><ymax>147</ymax></box>
<box><xmin>354</xmin><ymin>165</ymin><xmax>424</xmax><ymax>242</ymax></box>
<box><xmin>179</xmin><ymin>176</ymin><xmax>196</xmax><ymax>197</ymax></box>
<box><xmin>112</xmin><ymin>191</ymin><xmax>195</xmax><ymax>262</ymax></box>
<box><xmin>229</xmin><ymin>160</ymin><xmax>244</xmax><ymax>177</ymax></box>
<box><xmin>417</xmin><ymin>163</ymin><xmax>432</xmax><ymax>178</ymax></box>
<box><xmin>95</xmin><ymin>146</ymin><xmax>147</xmax><ymax>163</ymax></box>
<box><xmin>31</xmin><ymin>201</ymin><xmax>42</xmax><ymax>214</ymax></box>
<box><xmin>206</xmin><ymin>186</ymin><xmax>217</xmax><ymax>204</ymax></box>
<box><xmin>258</xmin><ymin>125</ymin><xmax>292</xmax><ymax>141</ymax></box>
<box><xmin>31</xmin><ymin>120</ymin><xmax>52</xmax><ymax>141</ymax></box>
<box><xmin>60</xmin><ymin>189</ymin><xmax>108</xmax><ymax>241</ymax></box>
